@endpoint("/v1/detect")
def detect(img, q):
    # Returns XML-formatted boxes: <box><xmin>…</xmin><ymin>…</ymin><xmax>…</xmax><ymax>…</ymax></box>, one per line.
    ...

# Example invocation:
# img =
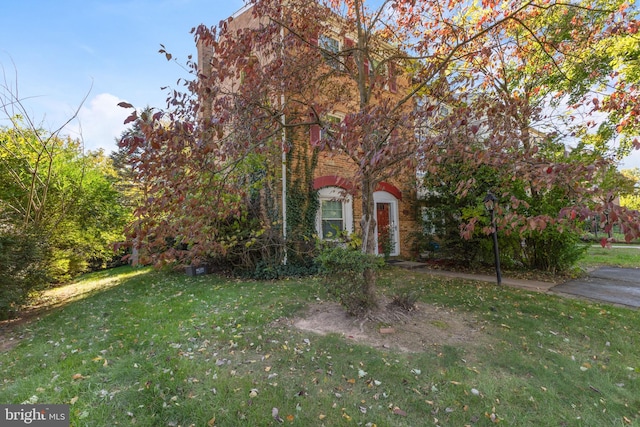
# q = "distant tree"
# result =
<box><xmin>620</xmin><ymin>168</ymin><xmax>640</xmax><ymax>211</ymax></box>
<box><xmin>0</xmin><ymin>73</ymin><xmax>130</xmax><ymax>317</ymax></box>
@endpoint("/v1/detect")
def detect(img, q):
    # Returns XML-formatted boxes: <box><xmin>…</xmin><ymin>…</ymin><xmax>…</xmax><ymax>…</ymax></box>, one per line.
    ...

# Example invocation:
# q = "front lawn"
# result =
<box><xmin>1</xmin><ymin>266</ymin><xmax>639</xmax><ymax>426</ymax></box>
<box><xmin>580</xmin><ymin>245</ymin><xmax>640</xmax><ymax>269</ymax></box>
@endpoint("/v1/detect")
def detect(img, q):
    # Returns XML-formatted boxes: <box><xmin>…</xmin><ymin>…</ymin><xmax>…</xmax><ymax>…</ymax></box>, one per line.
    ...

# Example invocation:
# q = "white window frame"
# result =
<box><xmin>316</xmin><ymin>187</ymin><xmax>353</xmax><ymax>239</ymax></box>
<box><xmin>319</xmin><ymin>35</ymin><xmax>342</xmax><ymax>70</ymax></box>
<box><xmin>320</xmin><ymin>113</ymin><xmax>344</xmax><ymax>143</ymax></box>
<box><xmin>374</xmin><ymin>191</ymin><xmax>399</xmax><ymax>256</ymax></box>
<box><xmin>369</xmin><ymin>58</ymin><xmax>389</xmax><ymax>90</ymax></box>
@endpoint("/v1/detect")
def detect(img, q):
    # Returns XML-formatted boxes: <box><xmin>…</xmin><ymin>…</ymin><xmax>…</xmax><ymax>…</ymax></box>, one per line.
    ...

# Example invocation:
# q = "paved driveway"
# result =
<box><xmin>552</xmin><ymin>267</ymin><xmax>640</xmax><ymax>308</ymax></box>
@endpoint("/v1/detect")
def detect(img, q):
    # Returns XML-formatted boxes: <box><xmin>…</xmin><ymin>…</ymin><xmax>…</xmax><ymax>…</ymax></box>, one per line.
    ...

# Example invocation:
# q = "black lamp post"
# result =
<box><xmin>483</xmin><ymin>191</ymin><xmax>502</xmax><ymax>286</ymax></box>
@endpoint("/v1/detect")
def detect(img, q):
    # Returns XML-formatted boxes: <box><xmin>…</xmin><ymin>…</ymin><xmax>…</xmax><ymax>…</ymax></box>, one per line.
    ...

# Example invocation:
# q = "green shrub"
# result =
<box><xmin>317</xmin><ymin>245</ymin><xmax>384</xmax><ymax>316</ymax></box>
<box><xmin>0</xmin><ymin>229</ymin><xmax>50</xmax><ymax>319</ymax></box>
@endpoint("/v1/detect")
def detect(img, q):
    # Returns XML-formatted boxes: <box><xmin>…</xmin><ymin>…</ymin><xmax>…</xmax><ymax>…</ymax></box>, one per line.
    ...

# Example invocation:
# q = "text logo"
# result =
<box><xmin>1</xmin><ymin>405</ymin><xmax>69</xmax><ymax>426</ymax></box>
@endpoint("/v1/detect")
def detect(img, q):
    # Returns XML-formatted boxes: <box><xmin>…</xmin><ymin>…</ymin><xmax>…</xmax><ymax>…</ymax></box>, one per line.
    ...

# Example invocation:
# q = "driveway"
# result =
<box><xmin>552</xmin><ymin>267</ymin><xmax>640</xmax><ymax>308</ymax></box>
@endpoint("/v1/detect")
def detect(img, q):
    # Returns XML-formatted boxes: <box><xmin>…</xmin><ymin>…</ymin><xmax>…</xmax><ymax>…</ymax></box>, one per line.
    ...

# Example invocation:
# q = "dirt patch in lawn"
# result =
<box><xmin>289</xmin><ymin>297</ymin><xmax>491</xmax><ymax>353</ymax></box>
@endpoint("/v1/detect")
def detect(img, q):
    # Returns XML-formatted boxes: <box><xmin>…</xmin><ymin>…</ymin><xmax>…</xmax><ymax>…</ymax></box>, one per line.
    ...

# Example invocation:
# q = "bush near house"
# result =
<box><xmin>317</xmin><ymin>244</ymin><xmax>384</xmax><ymax>316</ymax></box>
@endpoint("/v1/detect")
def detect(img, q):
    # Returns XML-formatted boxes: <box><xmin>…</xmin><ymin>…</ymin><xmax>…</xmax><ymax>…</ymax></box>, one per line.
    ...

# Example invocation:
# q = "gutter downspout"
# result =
<box><xmin>280</xmin><ymin>24</ymin><xmax>288</xmax><ymax>266</ymax></box>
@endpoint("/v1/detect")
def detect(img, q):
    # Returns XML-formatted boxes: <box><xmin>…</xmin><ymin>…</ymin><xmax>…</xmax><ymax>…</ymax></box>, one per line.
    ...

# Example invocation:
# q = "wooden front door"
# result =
<box><xmin>376</xmin><ymin>202</ymin><xmax>391</xmax><ymax>254</ymax></box>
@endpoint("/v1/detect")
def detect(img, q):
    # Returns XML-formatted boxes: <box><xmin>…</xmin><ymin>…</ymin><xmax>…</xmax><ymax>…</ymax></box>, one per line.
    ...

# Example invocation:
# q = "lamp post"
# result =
<box><xmin>483</xmin><ymin>192</ymin><xmax>502</xmax><ymax>286</ymax></box>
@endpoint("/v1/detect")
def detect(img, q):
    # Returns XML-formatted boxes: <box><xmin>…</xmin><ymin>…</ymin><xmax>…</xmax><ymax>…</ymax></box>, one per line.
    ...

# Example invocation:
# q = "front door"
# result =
<box><xmin>376</xmin><ymin>202</ymin><xmax>391</xmax><ymax>254</ymax></box>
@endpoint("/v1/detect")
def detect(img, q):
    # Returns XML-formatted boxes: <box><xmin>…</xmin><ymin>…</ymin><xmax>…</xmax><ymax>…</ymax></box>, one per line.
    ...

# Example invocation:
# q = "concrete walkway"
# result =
<box><xmin>394</xmin><ymin>261</ymin><xmax>639</xmax><ymax>308</ymax></box>
<box><xmin>393</xmin><ymin>261</ymin><xmax>557</xmax><ymax>292</ymax></box>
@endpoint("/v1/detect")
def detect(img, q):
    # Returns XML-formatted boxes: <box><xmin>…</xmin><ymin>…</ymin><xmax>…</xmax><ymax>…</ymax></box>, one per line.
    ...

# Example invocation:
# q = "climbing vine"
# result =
<box><xmin>285</xmin><ymin>127</ymin><xmax>320</xmax><ymax>266</ymax></box>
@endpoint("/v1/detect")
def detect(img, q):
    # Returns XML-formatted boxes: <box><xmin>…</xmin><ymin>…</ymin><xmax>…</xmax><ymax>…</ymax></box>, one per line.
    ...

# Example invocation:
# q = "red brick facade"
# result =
<box><xmin>199</xmin><ymin>4</ymin><xmax>419</xmax><ymax>258</ymax></box>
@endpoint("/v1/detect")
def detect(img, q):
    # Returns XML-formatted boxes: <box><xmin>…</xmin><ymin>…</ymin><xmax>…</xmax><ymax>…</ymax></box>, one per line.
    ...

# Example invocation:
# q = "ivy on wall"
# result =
<box><xmin>285</xmin><ymin>127</ymin><xmax>319</xmax><ymax>264</ymax></box>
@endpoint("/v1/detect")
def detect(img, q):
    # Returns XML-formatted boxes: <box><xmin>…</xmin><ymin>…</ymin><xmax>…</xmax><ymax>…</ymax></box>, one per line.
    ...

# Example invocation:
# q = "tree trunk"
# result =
<box><xmin>359</xmin><ymin>175</ymin><xmax>377</xmax><ymax>306</ymax></box>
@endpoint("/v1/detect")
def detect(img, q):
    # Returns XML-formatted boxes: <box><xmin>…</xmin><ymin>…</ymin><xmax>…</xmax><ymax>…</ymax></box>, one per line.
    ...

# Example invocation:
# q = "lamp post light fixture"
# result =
<box><xmin>483</xmin><ymin>191</ymin><xmax>502</xmax><ymax>286</ymax></box>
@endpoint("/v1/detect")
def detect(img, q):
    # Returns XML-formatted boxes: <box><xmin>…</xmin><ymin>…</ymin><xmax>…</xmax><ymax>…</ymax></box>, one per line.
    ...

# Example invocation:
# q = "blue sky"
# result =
<box><xmin>1</xmin><ymin>0</ymin><xmax>246</xmax><ymax>153</ymax></box>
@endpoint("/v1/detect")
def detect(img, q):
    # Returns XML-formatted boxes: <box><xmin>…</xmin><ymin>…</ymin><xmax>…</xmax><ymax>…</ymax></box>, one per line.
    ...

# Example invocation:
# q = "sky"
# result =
<box><xmin>1</xmin><ymin>0</ymin><xmax>639</xmax><ymax>169</ymax></box>
<box><xmin>0</xmin><ymin>0</ymin><xmax>247</xmax><ymax>154</ymax></box>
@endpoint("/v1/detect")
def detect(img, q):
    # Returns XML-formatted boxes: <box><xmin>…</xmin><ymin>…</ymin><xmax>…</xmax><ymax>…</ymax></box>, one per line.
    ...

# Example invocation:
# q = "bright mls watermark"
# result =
<box><xmin>1</xmin><ymin>405</ymin><xmax>69</xmax><ymax>426</ymax></box>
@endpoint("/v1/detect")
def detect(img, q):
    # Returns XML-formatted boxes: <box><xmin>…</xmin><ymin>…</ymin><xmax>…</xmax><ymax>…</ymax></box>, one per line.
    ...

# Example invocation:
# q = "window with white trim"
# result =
<box><xmin>316</xmin><ymin>187</ymin><xmax>353</xmax><ymax>239</ymax></box>
<box><xmin>319</xmin><ymin>35</ymin><xmax>342</xmax><ymax>70</ymax></box>
<box><xmin>320</xmin><ymin>114</ymin><xmax>343</xmax><ymax>143</ymax></box>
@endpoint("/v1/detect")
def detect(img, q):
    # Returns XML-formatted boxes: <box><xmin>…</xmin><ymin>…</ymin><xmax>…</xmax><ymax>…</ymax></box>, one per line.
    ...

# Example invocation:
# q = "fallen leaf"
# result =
<box><xmin>272</xmin><ymin>407</ymin><xmax>283</xmax><ymax>423</ymax></box>
<box><xmin>393</xmin><ymin>407</ymin><xmax>407</xmax><ymax>416</ymax></box>
<box><xmin>207</xmin><ymin>417</ymin><xmax>216</xmax><ymax>427</ymax></box>
<box><xmin>69</xmin><ymin>396</ymin><xmax>79</xmax><ymax>405</ymax></box>
<box><xmin>286</xmin><ymin>414</ymin><xmax>294</xmax><ymax>422</ymax></box>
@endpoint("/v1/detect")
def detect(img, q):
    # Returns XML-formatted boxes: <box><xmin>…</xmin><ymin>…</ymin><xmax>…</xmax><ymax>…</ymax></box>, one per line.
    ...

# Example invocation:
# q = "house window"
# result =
<box><xmin>319</xmin><ymin>35</ymin><xmax>342</xmax><ymax>70</ymax></box>
<box><xmin>321</xmin><ymin>200</ymin><xmax>343</xmax><ymax>238</ymax></box>
<box><xmin>316</xmin><ymin>186</ymin><xmax>353</xmax><ymax>239</ymax></box>
<box><xmin>320</xmin><ymin>115</ymin><xmax>342</xmax><ymax>142</ymax></box>
<box><xmin>369</xmin><ymin>58</ymin><xmax>391</xmax><ymax>90</ymax></box>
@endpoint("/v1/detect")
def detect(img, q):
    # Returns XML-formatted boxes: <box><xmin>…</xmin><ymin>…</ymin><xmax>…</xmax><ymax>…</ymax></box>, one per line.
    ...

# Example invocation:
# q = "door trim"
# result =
<box><xmin>373</xmin><ymin>191</ymin><xmax>399</xmax><ymax>256</ymax></box>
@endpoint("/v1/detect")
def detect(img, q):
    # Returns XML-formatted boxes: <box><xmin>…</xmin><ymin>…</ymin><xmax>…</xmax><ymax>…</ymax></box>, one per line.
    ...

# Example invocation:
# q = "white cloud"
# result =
<box><xmin>67</xmin><ymin>93</ymin><xmax>130</xmax><ymax>154</ymax></box>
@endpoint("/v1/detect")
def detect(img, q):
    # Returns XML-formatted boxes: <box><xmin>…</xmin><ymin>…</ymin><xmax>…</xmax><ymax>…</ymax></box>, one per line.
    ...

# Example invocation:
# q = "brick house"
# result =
<box><xmin>197</xmin><ymin>2</ymin><xmax>419</xmax><ymax>258</ymax></box>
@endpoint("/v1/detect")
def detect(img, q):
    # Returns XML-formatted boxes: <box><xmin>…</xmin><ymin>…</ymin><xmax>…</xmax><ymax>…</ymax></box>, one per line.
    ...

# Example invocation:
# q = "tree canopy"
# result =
<box><xmin>119</xmin><ymin>0</ymin><xmax>640</xmax><ymax>271</ymax></box>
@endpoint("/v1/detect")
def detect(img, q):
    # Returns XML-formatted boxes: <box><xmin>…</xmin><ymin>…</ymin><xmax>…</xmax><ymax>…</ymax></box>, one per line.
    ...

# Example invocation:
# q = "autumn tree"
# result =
<box><xmin>418</xmin><ymin>0</ymin><xmax>640</xmax><ymax>267</ymax></box>
<box><xmin>119</xmin><ymin>0</ymin><xmax>639</xmax><ymax>289</ymax></box>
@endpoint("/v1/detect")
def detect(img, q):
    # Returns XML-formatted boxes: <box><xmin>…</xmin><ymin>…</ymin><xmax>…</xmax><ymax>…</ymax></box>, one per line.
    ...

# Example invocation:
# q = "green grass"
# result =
<box><xmin>1</xmin><ymin>265</ymin><xmax>639</xmax><ymax>426</ymax></box>
<box><xmin>580</xmin><ymin>245</ymin><xmax>640</xmax><ymax>269</ymax></box>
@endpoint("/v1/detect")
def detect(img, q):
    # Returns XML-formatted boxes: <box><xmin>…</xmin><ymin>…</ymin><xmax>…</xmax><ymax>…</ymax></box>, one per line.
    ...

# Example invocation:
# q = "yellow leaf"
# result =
<box><xmin>318</xmin><ymin>414</ymin><xmax>326</xmax><ymax>420</ymax></box>
<box><xmin>347</xmin><ymin>378</ymin><xmax>356</xmax><ymax>384</ymax></box>
<box><xmin>208</xmin><ymin>416</ymin><xmax>216</xmax><ymax>426</ymax></box>
<box><xmin>265</xmin><ymin>366</ymin><xmax>271</xmax><ymax>372</ymax></box>
<box><xmin>286</xmin><ymin>414</ymin><xmax>294</xmax><ymax>421</ymax></box>
<box><xmin>103</xmin><ymin>359</ymin><xmax>108</xmax><ymax>367</ymax></box>
<box><xmin>72</xmin><ymin>373</ymin><xmax>85</xmax><ymax>380</ymax></box>
<box><xmin>70</xmin><ymin>396</ymin><xmax>79</xmax><ymax>405</ymax></box>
